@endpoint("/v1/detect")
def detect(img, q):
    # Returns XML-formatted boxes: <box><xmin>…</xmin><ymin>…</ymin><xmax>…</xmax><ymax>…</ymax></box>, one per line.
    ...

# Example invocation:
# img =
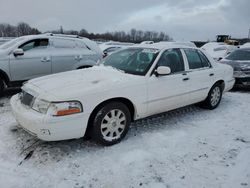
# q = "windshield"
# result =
<box><xmin>226</xmin><ymin>49</ymin><xmax>250</xmax><ymax>61</ymax></box>
<box><xmin>102</xmin><ymin>48</ymin><xmax>159</xmax><ymax>75</ymax></box>
<box><xmin>0</xmin><ymin>37</ymin><xmax>26</xmax><ymax>50</ymax></box>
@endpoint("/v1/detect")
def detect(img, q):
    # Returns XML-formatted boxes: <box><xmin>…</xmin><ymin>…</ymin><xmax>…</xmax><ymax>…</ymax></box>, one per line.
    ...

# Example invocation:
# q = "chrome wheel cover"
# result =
<box><xmin>211</xmin><ymin>86</ymin><xmax>221</xmax><ymax>106</ymax></box>
<box><xmin>101</xmin><ymin>109</ymin><xmax>126</xmax><ymax>141</ymax></box>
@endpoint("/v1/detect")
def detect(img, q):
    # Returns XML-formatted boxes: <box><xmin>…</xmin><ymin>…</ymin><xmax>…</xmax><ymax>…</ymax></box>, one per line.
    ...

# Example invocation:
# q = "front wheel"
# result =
<box><xmin>202</xmin><ymin>83</ymin><xmax>222</xmax><ymax>110</ymax></box>
<box><xmin>92</xmin><ymin>102</ymin><xmax>131</xmax><ymax>146</ymax></box>
<box><xmin>0</xmin><ymin>78</ymin><xmax>5</xmax><ymax>97</ymax></box>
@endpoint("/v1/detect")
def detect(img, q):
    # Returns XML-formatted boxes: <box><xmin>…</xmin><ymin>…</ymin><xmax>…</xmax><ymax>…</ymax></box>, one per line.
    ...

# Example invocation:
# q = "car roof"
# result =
<box><xmin>18</xmin><ymin>34</ymin><xmax>88</xmax><ymax>41</ymax></box>
<box><xmin>132</xmin><ymin>42</ymin><xmax>197</xmax><ymax>50</ymax></box>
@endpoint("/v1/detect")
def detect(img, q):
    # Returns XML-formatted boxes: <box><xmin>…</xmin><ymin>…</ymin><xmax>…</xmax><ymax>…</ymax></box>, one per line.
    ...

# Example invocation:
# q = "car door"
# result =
<box><xmin>9</xmin><ymin>38</ymin><xmax>51</xmax><ymax>81</ymax></box>
<box><xmin>74</xmin><ymin>40</ymin><xmax>97</xmax><ymax>67</ymax></box>
<box><xmin>147</xmin><ymin>48</ymin><xmax>190</xmax><ymax>116</ymax></box>
<box><xmin>50</xmin><ymin>38</ymin><xmax>80</xmax><ymax>73</ymax></box>
<box><xmin>182</xmin><ymin>49</ymin><xmax>215</xmax><ymax>104</ymax></box>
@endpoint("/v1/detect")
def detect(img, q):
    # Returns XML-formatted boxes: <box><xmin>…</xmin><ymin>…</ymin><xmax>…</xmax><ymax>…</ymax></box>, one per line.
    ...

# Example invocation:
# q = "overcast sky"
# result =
<box><xmin>0</xmin><ymin>0</ymin><xmax>249</xmax><ymax>41</ymax></box>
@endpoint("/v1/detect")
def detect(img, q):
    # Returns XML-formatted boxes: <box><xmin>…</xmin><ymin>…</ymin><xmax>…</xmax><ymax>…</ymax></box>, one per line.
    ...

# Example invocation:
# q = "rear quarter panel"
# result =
<box><xmin>202</xmin><ymin>49</ymin><xmax>234</xmax><ymax>91</ymax></box>
<box><xmin>213</xmin><ymin>62</ymin><xmax>234</xmax><ymax>91</ymax></box>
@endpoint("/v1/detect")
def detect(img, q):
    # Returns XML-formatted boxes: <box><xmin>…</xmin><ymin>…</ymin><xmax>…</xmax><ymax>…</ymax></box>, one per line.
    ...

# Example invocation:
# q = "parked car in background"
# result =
<box><xmin>220</xmin><ymin>47</ymin><xmax>250</xmax><ymax>88</ymax></box>
<box><xmin>140</xmin><ymin>41</ymin><xmax>154</xmax><ymax>45</ymax></box>
<box><xmin>99</xmin><ymin>41</ymin><xmax>134</xmax><ymax>57</ymax></box>
<box><xmin>240</xmin><ymin>42</ymin><xmax>250</xmax><ymax>48</ymax></box>
<box><xmin>201</xmin><ymin>42</ymin><xmax>238</xmax><ymax>61</ymax></box>
<box><xmin>158</xmin><ymin>41</ymin><xmax>196</xmax><ymax>48</ymax></box>
<box><xmin>11</xmin><ymin>43</ymin><xmax>235</xmax><ymax>145</ymax></box>
<box><xmin>0</xmin><ymin>34</ymin><xmax>102</xmax><ymax>95</ymax></box>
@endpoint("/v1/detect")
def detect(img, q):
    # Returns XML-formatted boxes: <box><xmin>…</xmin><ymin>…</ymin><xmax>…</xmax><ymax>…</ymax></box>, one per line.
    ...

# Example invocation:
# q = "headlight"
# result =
<box><xmin>32</xmin><ymin>98</ymin><xmax>50</xmax><ymax>114</ymax></box>
<box><xmin>47</xmin><ymin>101</ymin><xmax>83</xmax><ymax>116</ymax></box>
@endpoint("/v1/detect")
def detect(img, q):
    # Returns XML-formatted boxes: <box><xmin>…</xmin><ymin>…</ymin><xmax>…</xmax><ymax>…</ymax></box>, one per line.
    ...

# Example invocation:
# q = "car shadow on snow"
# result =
<box><xmin>12</xmin><ymin>126</ymin><xmax>103</xmax><ymax>165</ymax></box>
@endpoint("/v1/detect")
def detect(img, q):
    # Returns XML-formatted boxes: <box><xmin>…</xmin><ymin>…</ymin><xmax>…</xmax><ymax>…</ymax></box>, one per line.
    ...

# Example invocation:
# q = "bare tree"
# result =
<box><xmin>0</xmin><ymin>22</ymin><xmax>172</xmax><ymax>43</ymax></box>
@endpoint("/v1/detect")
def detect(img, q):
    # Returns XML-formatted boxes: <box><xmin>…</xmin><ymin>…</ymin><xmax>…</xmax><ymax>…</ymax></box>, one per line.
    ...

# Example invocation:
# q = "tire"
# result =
<box><xmin>202</xmin><ymin>83</ymin><xmax>223</xmax><ymax>110</ymax></box>
<box><xmin>91</xmin><ymin>102</ymin><xmax>131</xmax><ymax>146</ymax></box>
<box><xmin>0</xmin><ymin>78</ymin><xmax>5</xmax><ymax>97</ymax></box>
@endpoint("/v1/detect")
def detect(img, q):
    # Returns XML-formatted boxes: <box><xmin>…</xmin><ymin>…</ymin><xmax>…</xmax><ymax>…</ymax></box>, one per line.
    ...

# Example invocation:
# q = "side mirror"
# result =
<box><xmin>155</xmin><ymin>66</ymin><xmax>171</xmax><ymax>76</ymax></box>
<box><xmin>13</xmin><ymin>48</ymin><xmax>24</xmax><ymax>57</ymax></box>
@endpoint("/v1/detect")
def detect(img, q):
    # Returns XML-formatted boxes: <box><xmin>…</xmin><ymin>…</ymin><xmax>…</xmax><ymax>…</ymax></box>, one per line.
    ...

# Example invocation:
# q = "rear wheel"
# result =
<box><xmin>91</xmin><ymin>102</ymin><xmax>131</xmax><ymax>146</ymax></box>
<box><xmin>202</xmin><ymin>83</ymin><xmax>222</xmax><ymax>110</ymax></box>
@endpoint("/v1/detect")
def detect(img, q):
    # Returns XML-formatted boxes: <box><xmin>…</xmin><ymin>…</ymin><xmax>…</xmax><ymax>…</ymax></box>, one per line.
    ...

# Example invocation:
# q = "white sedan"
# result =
<box><xmin>10</xmin><ymin>43</ymin><xmax>235</xmax><ymax>145</ymax></box>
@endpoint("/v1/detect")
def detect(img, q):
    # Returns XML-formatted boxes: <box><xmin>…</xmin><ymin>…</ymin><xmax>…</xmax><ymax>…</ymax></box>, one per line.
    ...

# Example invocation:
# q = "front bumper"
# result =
<box><xmin>10</xmin><ymin>94</ymin><xmax>90</xmax><ymax>141</ymax></box>
<box><xmin>234</xmin><ymin>77</ymin><xmax>250</xmax><ymax>87</ymax></box>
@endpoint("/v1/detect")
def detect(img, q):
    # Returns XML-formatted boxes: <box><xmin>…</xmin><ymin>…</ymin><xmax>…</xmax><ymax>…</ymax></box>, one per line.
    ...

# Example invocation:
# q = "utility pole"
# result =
<box><xmin>248</xmin><ymin>28</ymin><xmax>250</xmax><ymax>39</ymax></box>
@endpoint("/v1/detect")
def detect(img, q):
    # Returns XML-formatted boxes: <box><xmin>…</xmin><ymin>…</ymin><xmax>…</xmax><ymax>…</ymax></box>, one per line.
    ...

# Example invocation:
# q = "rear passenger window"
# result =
<box><xmin>198</xmin><ymin>51</ymin><xmax>211</xmax><ymax>67</ymax></box>
<box><xmin>53</xmin><ymin>39</ymin><xmax>76</xmax><ymax>48</ymax></box>
<box><xmin>75</xmin><ymin>40</ymin><xmax>88</xmax><ymax>49</ymax></box>
<box><xmin>19</xmin><ymin>39</ymin><xmax>49</xmax><ymax>51</ymax></box>
<box><xmin>184</xmin><ymin>49</ymin><xmax>210</xmax><ymax>69</ymax></box>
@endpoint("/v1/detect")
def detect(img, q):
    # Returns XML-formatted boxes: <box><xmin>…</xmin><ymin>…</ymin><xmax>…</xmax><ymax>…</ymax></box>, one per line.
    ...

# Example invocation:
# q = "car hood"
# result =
<box><xmin>24</xmin><ymin>66</ymin><xmax>141</xmax><ymax>100</ymax></box>
<box><xmin>220</xmin><ymin>59</ymin><xmax>250</xmax><ymax>71</ymax></box>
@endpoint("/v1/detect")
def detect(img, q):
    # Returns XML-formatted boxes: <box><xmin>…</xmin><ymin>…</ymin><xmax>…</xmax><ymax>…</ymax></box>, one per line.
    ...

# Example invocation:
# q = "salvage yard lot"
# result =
<box><xmin>0</xmin><ymin>91</ymin><xmax>250</xmax><ymax>188</ymax></box>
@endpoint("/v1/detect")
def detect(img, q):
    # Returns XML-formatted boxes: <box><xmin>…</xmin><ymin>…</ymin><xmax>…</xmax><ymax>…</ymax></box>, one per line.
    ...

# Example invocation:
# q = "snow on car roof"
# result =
<box><xmin>16</xmin><ymin>34</ymin><xmax>102</xmax><ymax>54</ymax></box>
<box><xmin>158</xmin><ymin>41</ymin><xmax>196</xmax><ymax>48</ymax></box>
<box><xmin>133</xmin><ymin>42</ymin><xmax>197</xmax><ymax>50</ymax></box>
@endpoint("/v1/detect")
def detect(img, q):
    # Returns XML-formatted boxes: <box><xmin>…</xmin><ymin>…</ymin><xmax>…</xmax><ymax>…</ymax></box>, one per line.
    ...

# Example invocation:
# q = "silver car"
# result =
<box><xmin>220</xmin><ymin>47</ymin><xmax>250</xmax><ymax>88</ymax></box>
<box><xmin>0</xmin><ymin>34</ymin><xmax>102</xmax><ymax>95</ymax></box>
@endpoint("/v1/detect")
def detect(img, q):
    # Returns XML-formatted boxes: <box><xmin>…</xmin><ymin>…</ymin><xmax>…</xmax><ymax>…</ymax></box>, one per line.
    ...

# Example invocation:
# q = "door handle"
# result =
<box><xmin>183</xmin><ymin>78</ymin><xmax>189</xmax><ymax>81</ymax></box>
<box><xmin>75</xmin><ymin>55</ymin><xmax>82</xmax><ymax>61</ymax></box>
<box><xmin>209</xmin><ymin>73</ymin><xmax>214</xmax><ymax>76</ymax></box>
<box><xmin>41</xmin><ymin>57</ymin><xmax>50</xmax><ymax>62</ymax></box>
<box><xmin>46</xmin><ymin>57</ymin><xmax>50</xmax><ymax>62</ymax></box>
<box><xmin>41</xmin><ymin>57</ymin><xmax>46</xmax><ymax>62</ymax></box>
<box><xmin>78</xmin><ymin>55</ymin><xmax>83</xmax><ymax>60</ymax></box>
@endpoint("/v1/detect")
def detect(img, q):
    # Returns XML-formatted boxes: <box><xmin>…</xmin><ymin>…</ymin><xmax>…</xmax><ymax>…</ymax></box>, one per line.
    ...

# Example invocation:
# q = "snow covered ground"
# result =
<box><xmin>0</xmin><ymin>90</ymin><xmax>250</xmax><ymax>188</ymax></box>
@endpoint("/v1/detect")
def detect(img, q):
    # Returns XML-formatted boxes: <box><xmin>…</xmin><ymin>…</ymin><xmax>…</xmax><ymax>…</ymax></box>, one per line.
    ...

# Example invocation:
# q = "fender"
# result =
<box><xmin>73</xmin><ymin>60</ymin><xmax>97</xmax><ymax>70</ymax></box>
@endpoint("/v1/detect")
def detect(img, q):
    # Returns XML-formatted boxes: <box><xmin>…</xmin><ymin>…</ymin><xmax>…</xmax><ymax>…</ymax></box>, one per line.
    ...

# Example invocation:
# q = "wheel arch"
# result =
<box><xmin>0</xmin><ymin>69</ymin><xmax>10</xmax><ymax>85</ymax></box>
<box><xmin>85</xmin><ymin>97</ymin><xmax>136</xmax><ymax>137</ymax></box>
<box><xmin>213</xmin><ymin>80</ymin><xmax>225</xmax><ymax>92</ymax></box>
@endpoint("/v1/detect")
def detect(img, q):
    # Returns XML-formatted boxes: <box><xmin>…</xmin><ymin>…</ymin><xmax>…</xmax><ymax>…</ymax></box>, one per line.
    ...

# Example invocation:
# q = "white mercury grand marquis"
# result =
<box><xmin>10</xmin><ymin>43</ymin><xmax>235</xmax><ymax>145</ymax></box>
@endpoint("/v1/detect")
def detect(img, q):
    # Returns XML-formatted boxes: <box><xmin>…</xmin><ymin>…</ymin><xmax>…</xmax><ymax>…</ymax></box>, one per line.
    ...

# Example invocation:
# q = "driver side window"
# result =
<box><xmin>19</xmin><ymin>39</ymin><xmax>49</xmax><ymax>52</ymax></box>
<box><xmin>157</xmin><ymin>49</ymin><xmax>184</xmax><ymax>73</ymax></box>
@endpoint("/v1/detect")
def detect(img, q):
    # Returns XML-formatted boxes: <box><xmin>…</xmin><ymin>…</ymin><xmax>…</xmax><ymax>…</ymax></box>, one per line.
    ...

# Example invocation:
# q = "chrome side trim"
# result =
<box><xmin>147</xmin><ymin>87</ymin><xmax>209</xmax><ymax>104</ymax></box>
